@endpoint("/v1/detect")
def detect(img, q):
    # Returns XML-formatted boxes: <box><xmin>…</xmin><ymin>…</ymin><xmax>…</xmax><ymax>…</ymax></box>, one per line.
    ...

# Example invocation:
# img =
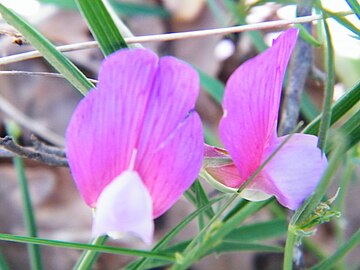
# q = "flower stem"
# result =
<box><xmin>73</xmin><ymin>235</ymin><xmax>107</xmax><ymax>270</ymax></box>
<box><xmin>6</xmin><ymin>121</ymin><xmax>43</xmax><ymax>270</ymax></box>
<box><xmin>283</xmin><ymin>228</ymin><xmax>298</xmax><ymax>270</ymax></box>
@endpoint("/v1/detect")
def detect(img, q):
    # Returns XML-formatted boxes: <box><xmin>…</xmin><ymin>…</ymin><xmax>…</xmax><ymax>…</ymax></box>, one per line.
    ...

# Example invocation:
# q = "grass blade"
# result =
<box><xmin>0</xmin><ymin>3</ymin><xmax>94</xmax><ymax>95</ymax></box>
<box><xmin>345</xmin><ymin>0</ymin><xmax>360</xmax><ymax>20</ymax></box>
<box><xmin>316</xmin><ymin>18</ymin><xmax>335</xmax><ymax>151</ymax></box>
<box><xmin>76</xmin><ymin>0</ymin><xmax>128</xmax><ymax>56</ymax></box>
<box><xmin>310</xmin><ymin>228</ymin><xmax>360</xmax><ymax>270</ymax></box>
<box><xmin>6</xmin><ymin>123</ymin><xmax>43</xmax><ymax>270</ymax></box>
<box><xmin>303</xmin><ymin>80</ymin><xmax>360</xmax><ymax>135</ymax></box>
<box><xmin>0</xmin><ymin>234</ymin><xmax>175</xmax><ymax>261</ymax></box>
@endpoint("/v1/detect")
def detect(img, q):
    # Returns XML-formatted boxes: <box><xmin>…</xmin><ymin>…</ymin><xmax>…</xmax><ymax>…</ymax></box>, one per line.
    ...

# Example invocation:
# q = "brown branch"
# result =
<box><xmin>279</xmin><ymin>1</ymin><xmax>314</xmax><ymax>136</ymax></box>
<box><xmin>0</xmin><ymin>136</ymin><xmax>68</xmax><ymax>167</ymax></box>
<box><xmin>30</xmin><ymin>135</ymin><xmax>66</xmax><ymax>158</ymax></box>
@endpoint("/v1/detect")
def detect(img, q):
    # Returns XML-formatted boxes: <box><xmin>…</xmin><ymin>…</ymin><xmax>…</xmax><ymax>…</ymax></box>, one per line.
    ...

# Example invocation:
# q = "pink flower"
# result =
<box><xmin>66</xmin><ymin>49</ymin><xmax>203</xmax><ymax>244</ymax></box>
<box><xmin>202</xmin><ymin>29</ymin><xmax>327</xmax><ymax>210</ymax></box>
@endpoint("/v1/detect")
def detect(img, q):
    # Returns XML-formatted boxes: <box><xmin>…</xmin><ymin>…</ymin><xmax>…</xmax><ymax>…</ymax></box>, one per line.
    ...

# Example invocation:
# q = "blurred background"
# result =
<box><xmin>0</xmin><ymin>0</ymin><xmax>359</xmax><ymax>269</ymax></box>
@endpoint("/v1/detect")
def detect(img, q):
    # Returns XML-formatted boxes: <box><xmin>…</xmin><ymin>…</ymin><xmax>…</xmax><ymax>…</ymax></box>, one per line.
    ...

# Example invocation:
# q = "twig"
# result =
<box><xmin>0</xmin><ymin>93</ymin><xmax>65</xmax><ymax>146</ymax></box>
<box><xmin>30</xmin><ymin>135</ymin><xmax>66</xmax><ymax>158</ymax></box>
<box><xmin>279</xmin><ymin>2</ymin><xmax>314</xmax><ymax>136</ymax></box>
<box><xmin>0</xmin><ymin>70</ymin><xmax>98</xmax><ymax>83</ymax></box>
<box><xmin>0</xmin><ymin>136</ymin><xmax>68</xmax><ymax>167</ymax></box>
<box><xmin>0</xmin><ymin>14</ymin><xmax>323</xmax><ymax>66</ymax></box>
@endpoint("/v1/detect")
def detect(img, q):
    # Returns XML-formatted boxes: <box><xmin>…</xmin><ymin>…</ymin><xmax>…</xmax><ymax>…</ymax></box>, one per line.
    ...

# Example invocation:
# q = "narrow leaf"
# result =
<box><xmin>317</xmin><ymin>18</ymin><xmax>335</xmax><ymax>151</ymax></box>
<box><xmin>0</xmin><ymin>234</ymin><xmax>175</xmax><ymax>261</ymax></box>
<box><xmin>225</xmin><ymin>219</ymin><xmax>287</xmax><ymax>242</ymax></box>
<box><xmin>310</xmin><ymin>228</ymin><xmax>360</xmax><ymax>270</ymax></box>
<box><xmin>303</xmin><ymin>80</ymin><xmax>360</xmax><ymax>135</ymax></box>
<box><xmin>0</xmin><ymin>3</ymin><xmax>93</xmax><ymax>95</ymax></box>
<box><xmin>76</xmin><ymin>0</ymin><xmax>128</xmax><ymax>56</ymax></box>
<box><xmin>198</xmin><ymin>68</ymin><xmax>225</xmax><ymax>104</ymax></box>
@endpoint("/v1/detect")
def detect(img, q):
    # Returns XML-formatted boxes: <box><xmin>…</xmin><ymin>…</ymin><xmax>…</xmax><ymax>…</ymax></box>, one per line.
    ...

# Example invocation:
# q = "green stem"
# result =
<box><xmin>317</xmin><ymin>15</ymin><xmax>335</xmax><ymax>151</ymax></box>
<box><xmin>283</xmin><ymin>228</ymin><xmax>298</xmax><ymax>270</ymax></box>
<box><xmin>73</xmin><ymin>235</ymin><xmax>107</xmax><ymax>270</ymax></box>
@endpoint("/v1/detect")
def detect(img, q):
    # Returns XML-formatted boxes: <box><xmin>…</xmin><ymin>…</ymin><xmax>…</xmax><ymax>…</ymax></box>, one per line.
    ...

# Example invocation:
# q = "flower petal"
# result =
<box><xmin>66</xmin><ymin>49</ymin><xmax>159</xmax><ymax>207</ymax></box>
<box><xmin>133</xmin><ymin>56</ymin><xmax>203</xmax><ymax>218</ymax></box>
<box><xmin>92</xmin><ymin>170</ymin><xmax>153</xmax><ymax>244</ymax></box>
<box><xmin>219</xmin><ymin>29</ymin><xmax>298</xmax><ymax>182</ymax></box>
<box><xmin>261</xmin><ymin>134</ymin><xmax>328</xmax><ymax>210</ymax></box>
<box><xmin>138</xmin><ymin>111</ymin><xmax>203</xmax><ymax>218</ymax></box>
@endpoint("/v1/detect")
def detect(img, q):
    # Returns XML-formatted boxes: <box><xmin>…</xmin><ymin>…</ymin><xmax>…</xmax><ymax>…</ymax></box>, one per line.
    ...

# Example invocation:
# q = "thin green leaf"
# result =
<box><xmin>0</xmin><ymin>3</ymin><xmax>93</xmax><ymax>95</ymax></box>
<box><xmin>225</xmin><ymin>219</ymin><xmax>287</xmax><ymax>242</ymax></box>
<box><xmin>323</xmin><ymin>9</ymin><xmax>360</xmax><ymax>37</ymax></box>
<box><xmin>310</xmin><ymin>228</ymin><xmax>360</xmax><ymax>270</ymax></box>
<box><xmin>0</xmin><ymin>249</ymin><xmax>10</xmax><ymax>270</ymax></box>
<box><xmin>110</xmin><ymin>1</ymin><xmax>170</xmax><ymax>17</ymax></box>
<box><xmin>303</xmin><ymin>80</ymin><xmax>360</xmax><ymax>135</ymax></box>
<box><xmin>296</xmin><ymin>23</ymin><xmax>322</xmax><ymax>47</ymax></box>
<box><xmin>39</xmin><ymin>0</ymin><xmax>170</xmax><ymax>17</ymax></box>
<box><xmin>317</xmin><ymin>18</ymin><xmax>335</xmax><ymax>151</ymax></box>
<box><xmin>0</xmin><ymin>234</ymin><xmax>175</xmax><ymax>261</ymax></box>
<box><xmin>345</xmin><ymin>0</ymin><xmax>360</xmax><ymax>20</ymax></box>
<box><xmin>211</xmin><ymin>241</ymin><xmax>283</xmax><ymax>254</ymax></box>
<box><xmin>197</xmin><ymin>68</ymin><xmax>225</xmax><ymax>104</ymax></box>
<box><xmin>73</xmin><ymin>236</ymin><xmax>107</xmax><ymax>270</ymax></box>
<box><xmin>76</xmin><ymin>0</ymin><xmax>127</xmax><ymax>56</ymax></box>
<box><xmin>125</xmin><ymin>195</ymin><xmax>226</xmax><ymax>270</ymax></box>
<box><xmin>300</xmin><ymin>91</ymin><xmax>320</xmax><ymax>122</ymax></box>
<box><xmin>191</xmin><ymin>180</ymin><xmax>215</xmax><ymax>219</ymax></box>
<box><xmin>6</xmin><ymin>123</ymin><xmax>43</xmax><ymax>270</ymax></box>
<box><xmin>337</xmin><ymin>110</ymin><xmax>360</xmax><ymax>150</ymax></box>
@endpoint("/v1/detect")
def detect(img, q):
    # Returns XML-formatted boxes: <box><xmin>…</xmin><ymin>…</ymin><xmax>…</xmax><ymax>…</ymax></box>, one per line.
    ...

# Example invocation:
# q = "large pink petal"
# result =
<box><xmin>134</xmin><ymin>56</ymin><xmax>203</xmax><ymax>217</ymax></box>
<box><xmin>92</xmin><ymin>170</ymin><xmax>153</xmax><ymax>244</ymax></box>
<box><xmin>66</xmin><ymin>49</ymin><xmax>159</xmax><ymax>206</ymax></box>
<box><xmin>138</xmin><ymin>112</ymin><xmax>203</xmax><ymax>218</ymax></box>
<box><xmin>259</xmin><ymin>134</ymin><xmax>328</xmax><ymax>210</ymax></box>
<box><xmin>219</xmin><ymin>29</ymin><xmax>298</xmax><ymax>183</ymax></box>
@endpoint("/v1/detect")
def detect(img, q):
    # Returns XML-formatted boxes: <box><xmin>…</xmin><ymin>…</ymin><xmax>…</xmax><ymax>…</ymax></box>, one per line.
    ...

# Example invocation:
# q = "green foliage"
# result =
<box><xmin>0</xmin><ymin>3</ymin><xmax>93</xmax><ymax>95</ymax></box>
<box><xmin>76</xmin><ymin>0</ymin><xmax>128</xmax><ymax>56</ymax></box>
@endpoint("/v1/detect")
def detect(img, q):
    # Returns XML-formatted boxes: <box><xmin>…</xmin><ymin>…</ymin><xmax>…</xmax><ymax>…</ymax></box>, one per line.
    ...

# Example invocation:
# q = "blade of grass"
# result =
<box><xmin>310</xmin><ymin>228</ymin><xmax>360</xmax><ymax>270</ymax></box>
<box><xmin>125</xmin><ymin>195</ymin><xmax>226</xmax><ymax>270</ymax></box>
<box><xmin>300</xmin><ymin>91</ymin><xmax>320</xmax><ymax>122</ymax></box>
<box><xmin>6</xmin><ymin>122</ymin><xmax>43</xmax><ymax>270</ymax></box>
<box><xmin>73</xmin><ymin>236</ymin><xmax>107</xmax><ymax>270</ymax></box>
<box><xmin>323</xmin><ymin>8</ymin><xmax>360</xmax><ymax>37</ymax></box>
<box><xmin>303</xmin><ymin>80</ymin><xmax>360</xmax><ymax>135</ymax></box>
<box><xmin>0</xmin><ymin>3</ymin><xmax>93</xmax><ymax>95</ymax></box>
<box><xmin>224</xmin><ymin>219</ymin><xmax>287</xmax><ymax>242</ymax></box>
<box><xmin>197</xmin><ymin>68</ymin><xmax>225</xmax><ymax>104</ymax></box>
<box><xmin>0</xmin><ymin>249</ymin><xmax>10</xmax><ymax>270</ymax></box>
<box><xmin>345</xmin><ymin>0</ymin><xmax>360</xmax><ymax>20</ymax></box>
<box><xmin>0</xmin><ymin>234</ymin><xmax>175</xmax><ymax>261</ymax></box>
<box><xmin>39</xmin><ymin>0</ymin><xmax>170</xmax><ymax>17</ymax></box>
<box><xmin>76</xmin><ymin>0</ymin><xmax>127</xmax><ymax>56</ymax></box>
<box><xmin>317</xmin><ymin>18</ymin><xmax>335</xmax><ymax>151</ymax></box>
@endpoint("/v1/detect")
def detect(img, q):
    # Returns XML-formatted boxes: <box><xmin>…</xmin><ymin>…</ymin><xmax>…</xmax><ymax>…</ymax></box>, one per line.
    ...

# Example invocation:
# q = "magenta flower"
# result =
<box><xmin>202</xmin><ymin>29</ymin><xmax>327</xmax><ymax>210</ymax></box>
<box><xmin>66</xmin><ymin>49</ymin><xmax>203</xmax><ymax>244</ymax></box>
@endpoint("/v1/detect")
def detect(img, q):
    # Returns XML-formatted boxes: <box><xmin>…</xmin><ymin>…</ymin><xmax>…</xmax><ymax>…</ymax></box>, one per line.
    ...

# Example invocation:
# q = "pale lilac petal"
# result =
<box><xmin>66</xmin><ymin>49</ymin><xmax>158</xmax><ymax>207</ymax></box>
<box><xmin>138</xmin><ymin>112</ymin><xmax>203</xmax><ymax>218</ymax></box>
<box><xmin>260</xmin><ymin>134</ymin><xmax>328</xmax><ymax>210</ymax></box>
<box><xmin>92</xmin><ymin>170</ymin><xmax>153</xmax><ymax>245</ymax></box>
<box><xmin>219</xmin><ymin>29</ymin><xmax>298</xmax><ymax>183</ymax></box>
